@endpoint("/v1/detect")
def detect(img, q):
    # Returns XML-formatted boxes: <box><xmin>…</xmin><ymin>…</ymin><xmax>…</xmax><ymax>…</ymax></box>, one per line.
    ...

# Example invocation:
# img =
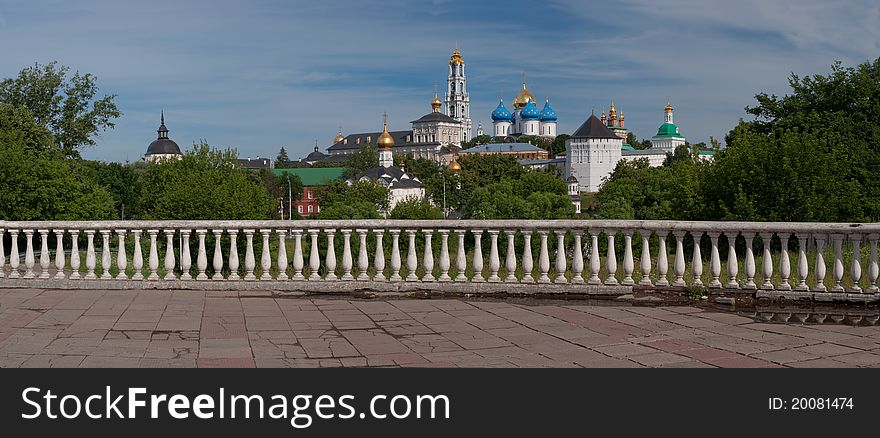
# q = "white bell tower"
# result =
<box><xmin>445</xmin><ymin>47</ymin><xmax>472</xmax><ymax>143</ymax></box>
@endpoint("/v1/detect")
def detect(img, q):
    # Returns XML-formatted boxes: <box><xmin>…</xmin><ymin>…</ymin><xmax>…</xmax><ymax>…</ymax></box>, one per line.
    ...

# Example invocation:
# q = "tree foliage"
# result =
<box><xmin>0</xmin><ymin>61</ymin><xmax>120</xmax><ymax>158</ymax></box>
<box><xmin>389</xmin><ymin>198</ymin><xmax>444</xmax><ymax>219</ymax></box>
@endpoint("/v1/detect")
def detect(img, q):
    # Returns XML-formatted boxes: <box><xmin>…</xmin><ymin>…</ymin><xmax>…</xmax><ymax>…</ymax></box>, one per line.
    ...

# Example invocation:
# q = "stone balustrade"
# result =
<box><xmin>0</xmin><ymin>220</ymin><xmax>878</xmax><ymax>301</ymax></box>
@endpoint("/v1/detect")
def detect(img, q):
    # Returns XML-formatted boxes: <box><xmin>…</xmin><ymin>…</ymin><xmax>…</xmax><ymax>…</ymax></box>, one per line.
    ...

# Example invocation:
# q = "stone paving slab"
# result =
<box><xmin>2</xmin><ymin>289</ymin><xmax>880</xmax><ymax>368</ymax></box>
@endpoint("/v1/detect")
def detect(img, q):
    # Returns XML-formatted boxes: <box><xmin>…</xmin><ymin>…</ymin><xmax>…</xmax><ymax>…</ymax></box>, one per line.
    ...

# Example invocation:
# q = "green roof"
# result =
<box><xmin>653</xmin><ymin>122</ymin><xmax>684</xmax><ymax>139</ymax></box>
<box><xmin>697</xmin><ymin>150</ymin><xmax>716</xmax><ymax>155</ymax></box>
<box><xmin>622</xmin><ymin>143</ymin><xmax>636</xmax><ymax>150</ymax></box>
<box><xmin>274</xmin><ymin>167</ymin><xmax>345</xmax><ymax>186</ymax></box>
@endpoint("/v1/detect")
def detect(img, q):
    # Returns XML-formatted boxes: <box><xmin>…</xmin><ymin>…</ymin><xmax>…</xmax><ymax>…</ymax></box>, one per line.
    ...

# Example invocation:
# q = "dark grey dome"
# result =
<box><xmin>304</xmin><ymin>146</ymin><xmax>328</xmax><ymax>162</ymax></box>
<box><xmin>146</xmin><ymin>138</ymin><xmax>182</xmax><ymax>155</ymax></box>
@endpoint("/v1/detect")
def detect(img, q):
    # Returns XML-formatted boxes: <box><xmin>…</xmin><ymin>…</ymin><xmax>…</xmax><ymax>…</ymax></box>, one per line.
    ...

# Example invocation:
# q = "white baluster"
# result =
<box><xmin>656</xmin><ymin>232</ymin><xmax>668</xmax><ymax>286</ymax></box>
<box><xmin>622</xmin><ymin>230</ymin><xmax>634</xmax><ymax>286</ymax></box>
<box><xmin>85</xmin><ymin>230</ymin><xmax>97</xmax><ymax>280</ymax></box>
<box><xmin>831</xmin><ymin>234</ymin><xmax>845</xmax><ymax>292</ymax></box>
<box><xmin>212</xmin><ymin>230</ymin><xmax>225</xmax><ymax>280</ymax></box>
<box><xmin>341</xmin><ymin>229</ymin><xmax>354</xmax><ymax>281</ymax></box>
<box><xmin>588</xmin><ymin>230</ymin><xmax>601</xmax><ymax>284</ymax></box>
<box><xmin>38</xmin><ymin>229</ymin><xmax>50</xmax><ymax>279</ymax></box>
<box><xmin>99</xmin><ymin>229</ymin><xmax>112</xmax><ymax>280</ymax></box>
<box><xmin>743</xmin><ymin>232</ymin><xmax>756</xmax><ymax>289</ymax></box>
<box><xmin>179</xmin><ymin>230</ymin><xmax>192</xmax><ymax>280</ymax></box>
<box><xmin>537</xmin><ymin>230</ymin><xmax>550</xmax><ymax>284</ymax></box>
<box><xmin>726</xmin><ymin>232</ymin><xmax>739</xmax><ymax>289</ymax></box>
<box><xmin>670</xmin><ymin>231</ymin><xmax>685</xmax><ymax>287</ymax></box>
<box><xmin>814</xmin><ymin>235</ymin><xmax>827</xmax><ymax>292</ymax></box>
<box><xmin>795</xmin><ymin>233</ymin><xmax>809</xmax><ymax>291</ymax></box>
<box><xmin>260</xmin><ymin>229</ymin><xmax>272</xmax><ymax>281</ymax></box>
<box><xmin>554</xmin><ymin>230</ymin><xmax>568</xmax><ymax>284</ymax></box>
<box><xmin>438</xmin><ymin>230</ymin><xmax>451</xmax><ymax>282</ymax></box>
<box><xmin>163</xmin><ymin>230</ymin><xmax>176</xmax><ymax>281</ymax></box>
<box><xmin>423</xmin><ymin>230</ymin><xmax>435</xmax><ymax>282</ymax></box>
<box><xmin>324</xmin><ymin>229</ymin><xmax>337</xmax><ymax>280</ymax></box>
<box><xmin>115</xmin><ymin>229</ymin><xmax>127</xmax><ymax>280</ymax></box>
<box><xmin>292</xmin><ymin>230</ymin><xmax>305</xmax><ymax>280</ymax></box>
<box><xmin>0</xmin><ymin>228</ymin><xmax>5</xmax><ymax>279</ymax></box>
<box><xmin>129</xmin><ymin>230</ymin><xmax>140</xmax><ymax>281</ymax></box>
<box><xmin>521</xmin><ymin>230</ymin><xmax>534</xmax><ymax>283</ymax></box>
<box><xmin>488</xmin><ymin>230</ymin><xmax>501</xmax><ymax>283</ymax></box>
<box><xmin>572</xmin><ymin>231</ymin><xmax>584</xmax><ymax>284</ymax></box>
<box><xmin>504</xmin><ymin>230</ymin><xmax>518</xmax><ymax>282</ymax></box>
<box><xmin>708</xmin><ymin>232</ymin><xmax>721</xmax><ymax>288</ymax></box>
<box><xmin>759</xmin><ymin>232</ymin><xmax>774</xmax><ymax>290</ymax></box>
<box><xmin>472</xmin><ymin>229</ymin><xmax>485</xmax><ymax>282</ymax></box>
<box><xmin>228</xmin><ymin>230</ymin><xmax>240</xmax><ymax>280</ymax></box>
<box><xmin>868</xmin><ymin>234</ymin><xmax>878</xmax><ymax>293</ymax></box>
<box><xmin>356</xmin><ymin>229</ymin><xmax>369</xmax><ymax>281</ymax></box>
<box><xmin>850</xmin><ymin>234</ymin><xmax>862</xmax><ymax>293</ymax></box>
<box><xmin>277</xmin><ymin>229</ymin><xmax>288</xmax><ymax>281</ymax></box>
<box><xmin>54</xmin><ymin>229</ymin><xmax>66</xmax><ymax>280</ymax></box>
<box><xmin>23</xmin><ymin>229</ymin><xmax>35</xmax><ymax>279</ymax></box>
<box><xmin>389</xmin><ymin>229</ymin><xmax>402</xmax><ymax>281</ymax></box>
<box><xmin>639</xmin><ymin>230</ymin><xmax>652</xmax><ymax>286</ymax></box>
<box><xmin>308</xmin><ymin>229</ymin><xmax>320</xmax><ymax>280</ymax></box>
<box><xmin>405</xmin><ymin>230</ymin><xmax>418</xmax><ymax>281</ymax></box>
<box><xmin>691</xmin><ymin>232</ymin><xmax>703</xmax><ymax>287</ymax></box>
<box><xmin>196</xmin><ymin>230</ymin><xmax>208</xmax><ymax>280</ymax></box>
<box><xmin>9</xmin><ymin>230</ymin><xmax>20</xmax><ymax>279</ymax></box>
<box><xmin>374</xmin><ymin>229</ymin><xmax>386</xmax><ymax>281</ymax></box>
<box><xmin>454</xmin><ymin>230</ymin><xmax>467</xmax><ymax>282</ymax></box>
<box><xmin>778</xmin><ymin>234</ymin><xmax>791</xmax><ymax>291</ymax></box>
<box><xmin>605</xmin><ymin>230</ymin><xmax>618</xmax><ymax>285</ymax></box>
<box><xmin>244</xmin><ymin>229</ymin><xmax>257</xmax><ymax>281</ymax></box>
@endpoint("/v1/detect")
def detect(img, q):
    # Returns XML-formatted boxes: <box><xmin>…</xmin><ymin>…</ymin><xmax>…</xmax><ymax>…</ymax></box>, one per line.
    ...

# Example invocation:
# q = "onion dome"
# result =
<box><xmin>600</xmin><ymin>111</ymin><xmax>607</xmax><ymax>125</ymax></box>
<box><xmin>450</xmin><ymin>49</ymin><xmax>464</xmax><ymax>65</ymax></box>
<box><xmin>448</xmin><ymin>157</ymin><xmax>461</xmax><ymax>173</ymax></box>
<box><xmin>620</xmin><ymin>112</ymin><xmax>625</xmax><ymax>122</ymax></box>
<box><xmin>512</xmin><ymin>83</ymin><xmax>536</xmax><ymax>110</ymax></box>
<box><xmin>145</xmin><ymin>111</ymin><xmax>182</xmax><ymax>156</ymax></box>
<box><xmin>491</xmin><ymin>99</ymin><xmax>512</xmax><ymax>122</ymax></box>
<box><xmin>431</xmin><ymin>94</ymin><xmax>443</xmax><ymax>112</ymax></box>
<box><xmin>539</xmin><ymin>99</ymin><xmax>557</xmax><ymax>122</ymax></box>
<box><xmin>519</xmin><ymin>100</ymin><xmax>540</xmax><ymax>120</ymax></box>
<box><xmin>377</xmin><ymin>115</ymin><xmax>394</xmax><ymax>150</ymax></box>
<box><xmin>665</xmin><ymin>98</ymin><xmax>674</xmax><ymax>113</ymax></box>
<box><xmin>609</xmin><ymin>98</ymin><xmax>617</xmax><ymax>119</ymax></box>
<box><xmin>333</xmin><ymin>127</ymin><xmax>345</xmax><ymax>143</ymax></box>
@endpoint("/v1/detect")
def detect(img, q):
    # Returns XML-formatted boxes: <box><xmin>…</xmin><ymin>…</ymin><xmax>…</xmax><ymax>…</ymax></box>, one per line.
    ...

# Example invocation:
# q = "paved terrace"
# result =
<box><xmin>2</xmin><ymin>289</ymin><xmax>880</xmax><ymax>368</ymax></box>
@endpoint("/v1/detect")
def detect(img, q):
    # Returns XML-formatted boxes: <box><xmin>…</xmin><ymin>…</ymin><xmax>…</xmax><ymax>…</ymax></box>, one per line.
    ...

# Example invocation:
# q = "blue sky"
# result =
<box><xmin>1</xmin><ymin>0</ymin><xmax>878</xmax><ymax>162</ymax></box>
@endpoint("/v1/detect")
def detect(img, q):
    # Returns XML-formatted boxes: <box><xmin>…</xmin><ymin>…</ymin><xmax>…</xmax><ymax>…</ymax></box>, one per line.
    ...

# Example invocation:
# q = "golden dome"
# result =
<box><xmin>609</xmin><ymin>98</ymin><xmax>617</xmax><ymax>118</ymax></box>
<box><xmin>431</xmin><ymin>94</ymin><xmax>443</xmax><ymax>112</ymax></box>
<box><xmin>450</xmin><ymin>49</ymin><xmax>464</xmax><ymax>65</ymax></box>
<box><xmin>601</xmin><ymin>111</ymin><xmax>607</xmax><ymax>124</ymax></box>
<box><xmin>377</xmin><ymin>115</ymin><xmax>394</xmax><ymax>150</ymax></box>
<box><xmin>512</xmin><ymin>83</ymin><xmax>536</xmax><ymax>110</ymax></box>
<box><xmin>620</xmin><ymin>112</ymin><xmax>625</xmax><ymax>121</ymax></box>
<box><xmin>333</xmin><ymin>133</ymin><xmax>344</xmax><ymax>143</ymax></box>
<box><xmin>664</xmin><ymin>100</ymin><xmax>674</xmax><ymax>112</ymax></box>
<box><xmin>447</xmin><ymin>157</ymin><xmax>461</xmax><ymax>173</ymax></box>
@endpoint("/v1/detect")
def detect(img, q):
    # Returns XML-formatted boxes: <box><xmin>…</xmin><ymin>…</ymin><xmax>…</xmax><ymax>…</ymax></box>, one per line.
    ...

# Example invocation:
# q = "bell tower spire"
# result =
<box><xmin>445</xmin><ymin>46</ymin><xmax>471</xmax><ymax>143</ymax></box>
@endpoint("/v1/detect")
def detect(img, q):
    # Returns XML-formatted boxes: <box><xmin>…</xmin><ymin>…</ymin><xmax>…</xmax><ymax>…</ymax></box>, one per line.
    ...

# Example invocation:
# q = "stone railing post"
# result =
<box><xmin>438</xmin><ymin>230</ymin><xmax>451</xmax><ymax>282</ymax></box>
<box><xmin>374</xmin><ymin>229</ymin><xmax>386</xmax><ymax>281</ymax></box>
<box><xmin>554</xmin><ymin>230</ymin><xmax>568</xmax><ymax>284</ymax></box>
<box><xmin>356</xmin><ymin>229</ymin><xmax>369</xmax><ymax>281</ymax></box>
<box><xmin>101</xmin><ymin>229</ymin><xmax>113</xmax><ymax>280</ymax></box>
<box><xmin>814</xmin><ymin>234</ymin><xmax>827</xmax><ymax>292</ymax></box>
<box><xmin>308</xmin><ymin>229</ymin><xmax>320</xmax><ymax>280</ymax></box>
<box><xmin>228</xmin><ymin>230</ymin><xmax>240</xmax><ymax>280</ymax></box>
<box><xmin>454</xmin><ymin>230</ymin><xmax>467</xmax><ymax>282</ymax></box>
<box><xmin>639</xmin><ymin>230</ymin><xmax>652</xmax><ymax>286</ymax></box>
<box><xmin>116</xmin><ymin>229</ymin><xmax>127</xmax><ymax>280</ymax></box>
<box><xmin>758</xmin><ymin>232</ymin><xmax>774</xmax><ymax>290</ymax></box>
<box><xmin>537</xmin><ymin>230</ymin><xmax>550</xmax><ymax>284</ymax></box>
<box><xmin>743</xmin><ymin>232</ymin><xmax>756</xmax><ymax>289</ymax></box>
<box><xmin>472</xmin><ymin>229</ymin><xmax>485</xmax><ymax>282</ymax></box>
<box><xmin>571</xmin><ymin>230</ymin><xmax>585</xmax><ymax>284</ymax></box>
<box><xmin>277</xmin><ymin>229</ymin><xmax>288</xmax><ymax>281</ymax></box>
<box><xmin>656</xmin><ymin>231</ymin><xmax>669</xmax><ymax>287</ymax></box>
<box><xmin>129</xmin><ymin>230</ymin><xmax>140</xmax><ymax>281</ymax></box>
<box><xmin>162</xmin><ymin>230</ymin><xmax>176</xmax><ymax>281</ymax></box>
<box><xmin>244</xmin><ymin>229</ymin><xmax>256</xmax><ymax>281</ymax></box>
<box><xmin>341</xmin><ymin>229</ymin><xmax>354</xmax><ymax>281</ymax></box>
<box><xmin>85</xmin><ymin>230</ymin><xmax>98</xmax><ymax>280</ymax></box>
<box><xmin>23</xmin><ymin>229</ymin><xmax>36</xmax><ymax>279</ymax></box>
<box><xmin>521</xmin><ymin>229</ymin><xmax>534</xmax><ymax>283</ymax></box>
<box><xmin>55</xmin><ymin>229</ymin><xmax>67</xmax><ymax>280</ymax></box>
<box><xmin>850</xmin><ymin>234</ymin><xmax>862</xmax><ymax>293</ymax></box>
<box><xmin>212</xmin><ymin>230</ymin><xmax>225</xmax><ymax>280</ymax></box>
<box><xmin>179</xmin><ymin>230</ymin><xmax>192</xmax><ymax>280</ymax></box>
<box><xmin>621</xmin><ymin>230</ymin><xmax>634</xmax><ymax>286</ymax></box>
<box><xmin>707</xmin><ymin>232</ymin><xmax>721</xmax><ymax>288</ymax></box>
<box><xmin>292</xmin><ymin>230</ymin><xmax>305</xmax><ymax>280</ymax></box>
<box><xmin>405</xmin><ymin>229</ymin><xmax>418</xmax><ymax>282</ymax></box>
<box><xmin>504</xmin><ymin>230</ymin><xmax>517</xmax><ymax>283</ymax></box>
<box><xmin>605</xmin><ymin>230</ymin><xmax>618</xmax><ymax>285</ymax></box>
<box><xmin>795</xmin><ymin>233</ymin><xmax>809</xmax><ymax>291</ymax></box>
<box><xmin>777</xmin><ymin>234</ymin><xmax>791</xmax><ymax>291</ymax></box>
<box><xmin>324</xmin><ymin>229</ymin><xmax>337</xmax><ymax>280</ymax></box>
<box><xmin>726</xmin><ymin>231</ymin><xmax>739</xmax><ymax>289</ymax></box>
<box><xmin>831</xmin><ymin>234</ymin><xmax>845</xmax><ymax>292</ymax></box>
<box><xmin>146</xmin><ymin>230</ymin><xmax>160</xmax><ymax>280</ymax></box>
<box><xmin>0</xmin><ymin>228</ymin><xmax>5</xmax><ymax>279</ymax></box>
<box><xmin>691</xmin><ymin>231</ymin><xmax>703</xmax><ymax>287</ymax></box>
<box><xmin>485</xmin><ymin>229</ymin><xmax>500</xmax><ymax>283</ymax></box>
<box><xmin>9</xmin><ymin>230</ymin><xmax>20</xmax><ymax>279</ymax></box>
<box><xmin>38</xmin><ymin>229</ymin><xmax>50</xmax><ymax>279</ymax></box>
<box><xmin>672</xmin><ymin>231</ymin><xmax>686</xmax><ymax>287</ymax></box>
<box><xmin>588</xmin><ymin>230</ymin><xmax>601</xmax><ymax>285</ymax></box>
<box><xmin>389</xmin><ymin>229</ymin><xmax>402</xmax><ymax>281</ymax></box>
<box><xmin>196</xmin><ymin>230</ymin><xmax>208</xmax><ymax>280</ymax></box>
<box><xmin>260</xmin><ymin>229</ymin><xmax>272</xmax><ymax>280</ymax></box>
<box><xmin>423</xmin><ymin>230</ymin><xmax>435</xmax><ymax>282</ymax></box>
<box><xmin>868</xmin><ymin>234</ymin><xmax>879</xmax><ymax>293</ymax></box>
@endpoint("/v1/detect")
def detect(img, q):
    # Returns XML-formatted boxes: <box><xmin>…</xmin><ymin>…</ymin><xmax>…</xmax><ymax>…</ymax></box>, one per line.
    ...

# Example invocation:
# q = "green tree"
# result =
<box><xmin>389</xmin><ymin>198</ymin><xmax>444</xmax><ymax>219</ymax></box>
<box><xmin>136</xmin><ymin>141</ymin><xmax>276</xmax><ymax>219</ymax></box>
<box><xmin>341</xmin><ymin>145</ymin><xmax>379</xmax><ymax>178</ymax></box>
<box><xmin>316</xmin><ymin>179</ymin><xmax>390</xmax><ymax>215</ymax></box>
<box><xmin>79</xmin><ymin>160</ymin><xmax>144</xmax><ymax>219</ymax></box>
<box><xmin>0</xmin><ymin>104</ymin><xmax>114</xmax><ymax>220</ymax></box>
<box><xmin>0</xmin><ymin>61</ymin><xmax>121</xmax><ymax>158</ymax></box>
<box><xmin>276</xmin><ymin>146</ymin><xmax>290</xmax><ymax>167</ymax></box>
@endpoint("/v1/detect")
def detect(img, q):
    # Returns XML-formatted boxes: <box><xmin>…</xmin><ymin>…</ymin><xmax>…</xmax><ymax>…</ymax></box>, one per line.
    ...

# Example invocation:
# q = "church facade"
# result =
<box><xmin>491</xmin><ymin>82</ymin><xmax>558</xmax><ymax>139</ymax></box>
